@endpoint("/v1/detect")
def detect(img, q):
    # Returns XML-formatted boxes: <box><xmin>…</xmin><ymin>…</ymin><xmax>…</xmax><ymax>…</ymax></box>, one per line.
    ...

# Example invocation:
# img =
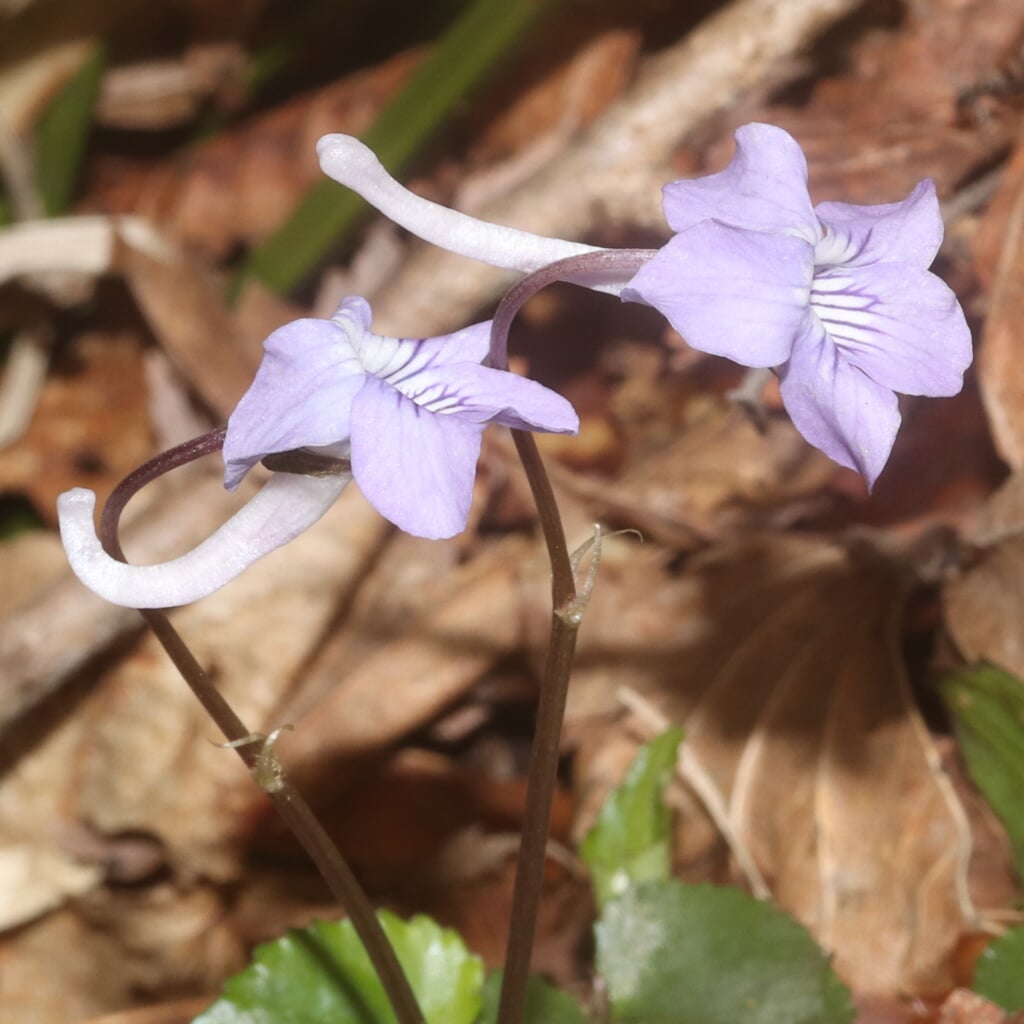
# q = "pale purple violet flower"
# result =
<box><xmin>621</xmin><ymin>123</ymin><xmax>972</xmax><ymax>486</ymax></box>
<box><xmin>223</xmin><ymin>295</ymin><xmax>577</xmax><ymax>538</ymax></box>
<box><xmin>57</xmin><ymin>297</ymin><xmax>577</xmax><ymax>608</ymax></box>
<box><xmin>318</xmin><ymin>125</ymin><xmax>972</xmax><ymax>487</ymax></box>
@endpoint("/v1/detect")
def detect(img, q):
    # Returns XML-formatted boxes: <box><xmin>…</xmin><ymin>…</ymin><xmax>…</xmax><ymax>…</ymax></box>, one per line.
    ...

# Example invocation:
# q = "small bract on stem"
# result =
<box><xmin>95</xmin><ymin>434</ymin><xmax>426</xmax><ymax>1024</ymax></box>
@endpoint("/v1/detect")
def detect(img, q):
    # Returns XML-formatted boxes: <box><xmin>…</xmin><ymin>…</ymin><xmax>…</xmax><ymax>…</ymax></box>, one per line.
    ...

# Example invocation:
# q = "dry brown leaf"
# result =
<box><xmin>937</xmin><ymin>988</ymin><xmax>1020</xmax><ymax>1023</ymax></box>
<box><xmin>0</xmin><ymin>843</ymin><xmax>101</xmax><ymax>932</ymax></box>
<box><xmin>561</xmin><ymin>400</ymin><xmax>837</xmax><ymax>548</ymax></box>
<box><xmin>0</xmin><ymin>528</ymin><xmax>69</xmax><ymax>616</ymax></box>
<box><xmin>82</xmin><ymin>998</ymin><xmax>213</xmax><ymax>1024</ymax></box>
<box><xmin>86</xmin><ymin>47</ymin><xmax>424</xmax><ymax>260</ymax></box>
<box><xmin>284</xmin><ymin>534</ymin><xmax>531</xmax><ymax>776</ymax></box>
<box><xmin>0</xmin><ymin>887</ymin><xmax>240</xmax><ymax>1024</ymax></box>
<box><xmin>114</xmin><ymin>235</ymin><xmax>261</xmax><ymax>418</ymax></box>
<box><xmin>973</xmin><ymin>133</ymin><xmax>1024</xmax><ymax>468</ymax></box>
<box><xmin>570</xmin><ymin>533</ymin><xmax>993</xmax><ymax>997</ymax></box>
<box><xmin>944</xmin><ymin>470</ymin><xmax>1024</xmax><ymax>673</ymax></box>
<box><xmin>68</xmin><ymin>485</ymin><xmax>390</xmax><ymax>882</ymax></box>
<box><xmin>0</xmin><ymin>331</ymin><xmax>153</xmax><ymax>522</ymax></box>
<box><xmin>733</xmin><ymin>0</ymin><xmax>1024</xmax><ymax>207</ymax></box>
<box><xmin>0</xmin><ymin>487</ymin><xmax>389</xmax><ymax>1022</ymax></box>
<box><xmin>467</xmin><ymin>27</ymin><xmax>642</xmax><ymax>168</ymax></box>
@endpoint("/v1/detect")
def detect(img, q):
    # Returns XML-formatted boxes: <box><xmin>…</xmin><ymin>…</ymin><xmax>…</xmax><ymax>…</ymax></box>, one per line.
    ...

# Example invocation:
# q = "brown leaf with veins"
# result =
<box><xmin>114</xmin><ymin>234</ymin><xmax>262</xmax><ymax>418</ymax></box>
<box><xmin>945</xmin><ymin>470</ymin><xmax>1024</xmax><ymax>675</ymax></box>
<box><xmin>571</xmin><ymin>533</ymin><xmax>996</xmax><ymax>996</ymax></box>
<box><xmin>0</xmin><ymin>332</ymin><xmax>152</xmax><ymax>523</ymax></box>
<box><xmin>698</xmin><ymin>0</ymin><xmax>1024</xmax><ymax>206</ymax></box>
<box><xmin>86</xmin><ymin>47</ymin><xmax>424</xmax><ymax>260</ymax></box>
<box><xmin>973</xmin><ymin>133</ymin><xmax>1024</xmax><ymax>469</ymax></box>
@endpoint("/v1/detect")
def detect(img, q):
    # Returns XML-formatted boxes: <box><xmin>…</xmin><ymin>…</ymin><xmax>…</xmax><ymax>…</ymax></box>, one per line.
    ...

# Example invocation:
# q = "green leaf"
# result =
<box><xmin>194</xmin><ymin>912</ymin><xmax>484</xmax><ymax>1024</ymax></box>
<box><xmin>238</xmin><ymin>0</ymin><xmax>562</xmax><ymax>295</ymax></box>
<box><xmin>478</xmin><ymin>973</ymin><xmax>590</xmax><ymax>1023</ymax></box>
<box><xmin>974</xmin><ymin>925</ymin><xmax>1024</xmax><ymax>1011</ymax></box>
<box><xmin>36</xmin><ymin>44</ymin><xmax>106</xmax><ymax>216</ymax></box>
<box><xmin>579</xmin><ymin>727</ymin><xmax>683</xmax><ymax>909</ymax></box>
<box><xmin>595</xmin><ymin>881</ymin><xmax>855</xmax><ymax>1024</ymax></box>
<box><xmin>941</xmin><ymin>663</ymin><xmax>1024</xmax><ymax>878</ymax></box>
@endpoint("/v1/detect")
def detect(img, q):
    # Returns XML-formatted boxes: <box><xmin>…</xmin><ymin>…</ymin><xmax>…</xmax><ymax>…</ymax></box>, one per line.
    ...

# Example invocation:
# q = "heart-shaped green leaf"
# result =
<box><xmin>595</xmin><ymin>881</ymin><xmax>854</xmax><ymax>1024</ymax></box>
<box><xmin>194</xmin><ymin>912</ymin><xmax>484</xmax><ymax>1024</ymax></box>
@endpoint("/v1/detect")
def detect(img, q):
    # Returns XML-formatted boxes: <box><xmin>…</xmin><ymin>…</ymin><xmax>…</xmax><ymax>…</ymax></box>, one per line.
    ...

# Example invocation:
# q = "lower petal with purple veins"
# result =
<box><xmin>350</xmin><ymin>375</ymin><xmax>485</xmax><ymax>539</ymax></box>
<box><xmin>811</xmin><ymin>262</ymin><xmax>972</xmax><ymax>397</ymax></box>
<box><xmin>779</xmin><ymin>316</ymin><xmax>901</xmax><ymax>488</ymax></box>
<box><xmin>391</xmin><ymin>361</ymin><xmax>579</xmax><ymax>434</ymax></box>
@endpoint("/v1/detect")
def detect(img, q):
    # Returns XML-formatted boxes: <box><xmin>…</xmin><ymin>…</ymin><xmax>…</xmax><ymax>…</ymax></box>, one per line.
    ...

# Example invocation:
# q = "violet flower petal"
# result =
<box><xmin>778</xmin><ymin>317</ymin><xmax>901</xmax><ymax>487</ymax></box>
<box><xmin>811</xmin><ymin>262</ymin><xmax>972</xmax><ymax>396</ymax></box>
<box><xmin>661</xmin><ymin>123</ymin><xmax>818</xmax><ymax>241</ymax></box>
<box><xmin>57</xmin><ymin>472</ymin><xmax>351</xmax><ymax>608</ymax></box>
<box><xmin>814</xmin><ymin>180</ymin><xmax>943</xmax><ymax>269</ymax></box>
<box><xmin>390</xmin><ymin>361</ymin><xmax>579</xmax><ymax>433</ymax></box>
<box><xmin>622</xmin><ymin>221</ymin><xmax>813</xmax><ymax>367</ymax></box>
<box><xmin>350</xmin><ymin>375</ymin><xmax>483</xmax><ymax>539</ymax></box>
<box><xmin>223</xmin><ymin>317</ymin><xmax>363</xmax><ymax>489</ymax></box>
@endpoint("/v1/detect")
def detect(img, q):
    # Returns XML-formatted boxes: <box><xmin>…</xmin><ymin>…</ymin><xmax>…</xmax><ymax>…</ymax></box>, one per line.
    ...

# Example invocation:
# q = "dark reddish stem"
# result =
<box><xmin>489</xmin><ymin>249</ymin><xmax>653</xmax><ymax>1024</ymax></box>
<box><xmin>99</xmin><ymin>432</ymin><xmax>425</xmax><ymax>1024</ymax></box>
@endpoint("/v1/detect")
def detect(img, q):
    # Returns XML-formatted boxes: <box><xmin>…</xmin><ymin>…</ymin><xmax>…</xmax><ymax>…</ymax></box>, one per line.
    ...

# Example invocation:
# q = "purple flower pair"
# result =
<box><xmin>59</xmin><ymin>123</ymin><xmax>972</xmax><ymax>608</ymax></box>
<box><xmin>58</xmin><ymin>300</ymin><xmax>576</xmax><ymax>607</ymax></box>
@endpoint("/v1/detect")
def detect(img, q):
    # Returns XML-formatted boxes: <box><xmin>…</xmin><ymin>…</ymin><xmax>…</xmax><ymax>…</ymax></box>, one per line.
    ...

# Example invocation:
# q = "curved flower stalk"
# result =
<box><xmin>318</xmin><ymin>125</ymin><xmax>972</xmax><ymax>488</ymax></box>
<box><xmin>58</xmin><ymin>297</ymin><xmax>577</xmax><ymax>608</ymax></box>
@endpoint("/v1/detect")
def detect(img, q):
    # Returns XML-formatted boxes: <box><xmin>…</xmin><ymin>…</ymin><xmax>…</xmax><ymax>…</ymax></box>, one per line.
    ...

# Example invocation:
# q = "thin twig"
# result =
<box><xmin>98</xmin><ymin>433</ymin><xmax>425</xmax><ymax>1024</ymax></box>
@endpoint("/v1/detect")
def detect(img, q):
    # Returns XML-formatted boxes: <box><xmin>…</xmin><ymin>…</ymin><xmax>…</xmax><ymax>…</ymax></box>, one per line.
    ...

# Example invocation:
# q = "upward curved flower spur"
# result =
<box><xmin>58</xmin><ymin>297</ymin><xmax>577</xmax><ymax>608</ymax></box>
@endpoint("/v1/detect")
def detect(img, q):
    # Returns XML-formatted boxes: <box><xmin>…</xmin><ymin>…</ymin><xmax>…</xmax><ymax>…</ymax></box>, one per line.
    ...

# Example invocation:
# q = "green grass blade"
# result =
<box><xmin>36</xmin><ymin>44</ymin><xmax>106</xmax><ymax>216</ymax></box>
<box><xmin>239</xmin><ymin>0</ymin><xmax>560</xmax><ymax>296</ymax></box>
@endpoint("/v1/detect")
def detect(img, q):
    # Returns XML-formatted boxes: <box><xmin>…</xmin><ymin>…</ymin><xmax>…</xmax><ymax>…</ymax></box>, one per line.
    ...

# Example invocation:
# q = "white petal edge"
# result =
<box><xmin>57</xmin><ymin>472</ymin><xmax>350</xmax><ymax>608</ymax></box>
<box><xmin>316</xmin><ymin>134</ymin><xmax>628</xmax><ymax>295</ymax></box>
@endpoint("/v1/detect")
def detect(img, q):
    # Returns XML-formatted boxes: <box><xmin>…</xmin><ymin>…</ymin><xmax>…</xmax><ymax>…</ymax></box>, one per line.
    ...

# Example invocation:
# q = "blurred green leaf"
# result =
<box><xmin>941</xmin><ymin>663</ymin><xmax>1024</xmax><ymax>878</ymax></box>
<box><xmin>579</xmin><ymin>727</ymin><xmax>683</xmax><ymax>909</ymax></box>
<box><xmin>36</xmin><ymin>44</ymin><xmax>106</xmax><ymax>216</ymax></box>
<box><xmin>194</xmin><ymin>913</ymin><xmax>484</xmax><ymax>1024</ymax></box>
<box><xmin>239</xmin><ymin>0</ymin><xmax>560</xmax><ymax>295</ymax></box>
<box><xmin>595</xmin><ymin>881</ymin><xmax>855</xmax><ymax>1024</ymax></box>
<box><xmin>478</xmin><ymin>973</ymin><xmax>590</xmax><ymax>1023</ymax></box>
<box><xmin>0</xmin><ymin>495</ymin><xmax>44</xmax><ymax>540</ymax></box>
<box><xmin>974</xmin><ymin>925</ymin><xmax>1024</xmax><ymax>1011</ymax></box>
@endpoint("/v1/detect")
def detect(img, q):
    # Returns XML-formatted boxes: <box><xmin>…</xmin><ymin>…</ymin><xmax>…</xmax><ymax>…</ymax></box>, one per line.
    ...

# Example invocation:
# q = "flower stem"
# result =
<box><xmin>99</xmin><ymin>433</ymin><xmax>425</xmax><ymax>1024</ymax></box>
<box><xmin>489</xmin><ymin>250</ymin><xmax>652</xmax><ymax>1024</ymax></box>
